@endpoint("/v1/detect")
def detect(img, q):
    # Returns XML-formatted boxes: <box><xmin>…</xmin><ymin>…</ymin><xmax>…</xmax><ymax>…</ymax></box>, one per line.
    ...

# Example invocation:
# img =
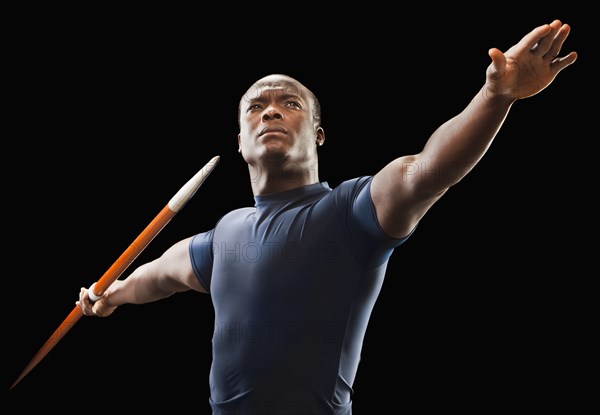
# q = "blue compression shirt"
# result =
<box><xmin>190</xmin><ymin>176</ymin><xmax>413</xmax><ymax>415</ymax></box>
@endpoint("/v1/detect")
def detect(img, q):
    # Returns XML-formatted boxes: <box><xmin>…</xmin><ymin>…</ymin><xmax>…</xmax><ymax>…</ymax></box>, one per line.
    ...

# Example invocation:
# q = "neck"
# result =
<box><xmin>248</xmin><ymin>160</ymin><xmax>320</xmax><ymax>196</ymax></box>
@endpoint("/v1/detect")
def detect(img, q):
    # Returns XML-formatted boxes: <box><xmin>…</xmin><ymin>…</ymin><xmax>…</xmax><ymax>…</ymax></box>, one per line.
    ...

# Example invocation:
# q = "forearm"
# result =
<box><xmin>105</xmin><ymin>263</ymin><xmax>177</xmax><ymax>307</ymax></box>
<box><xmin>416</xmin><ymin>87</ymin><xmax>515</xmax><ymax>189</ymax></box>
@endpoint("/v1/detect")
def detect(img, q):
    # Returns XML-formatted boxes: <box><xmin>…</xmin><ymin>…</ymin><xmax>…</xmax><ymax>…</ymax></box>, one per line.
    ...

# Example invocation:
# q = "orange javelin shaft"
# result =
<box><xmin>10</xmin><ymin>156</ymin><xmax>220</xmax><ymax>390</ymax></box>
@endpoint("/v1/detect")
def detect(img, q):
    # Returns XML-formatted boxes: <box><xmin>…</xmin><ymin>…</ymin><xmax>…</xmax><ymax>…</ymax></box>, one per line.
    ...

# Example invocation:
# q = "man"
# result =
<box><xmin>77</xmin><ymin>20</ymin><xmax>577</xmax><ymax>414</ymax></box>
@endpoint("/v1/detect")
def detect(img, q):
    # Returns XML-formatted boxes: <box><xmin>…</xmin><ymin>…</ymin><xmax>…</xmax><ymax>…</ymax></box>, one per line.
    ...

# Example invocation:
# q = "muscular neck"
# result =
<box><xmin>248</xmin><ymin>160</ymin><xmax>320</xmax><ymax>196</ymax></box>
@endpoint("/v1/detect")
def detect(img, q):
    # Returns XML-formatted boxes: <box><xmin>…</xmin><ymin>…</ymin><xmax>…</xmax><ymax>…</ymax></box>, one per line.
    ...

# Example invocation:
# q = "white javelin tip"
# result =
<box><xmin>168</xmin><ymin>156</ymin><xmax>220</xmax><ymax>212</ymax></box>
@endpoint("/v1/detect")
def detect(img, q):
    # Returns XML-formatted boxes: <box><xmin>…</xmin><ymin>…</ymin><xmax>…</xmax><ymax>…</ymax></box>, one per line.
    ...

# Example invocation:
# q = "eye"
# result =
<box><xmin>246</xmin><ymin>104</ymin><xmax>262</xmax><ymax>112</ymax></box>
<box><xmin>284</xmin><ymin>101</ymin><xmax>302</xmax><ymax>109</ymax></box>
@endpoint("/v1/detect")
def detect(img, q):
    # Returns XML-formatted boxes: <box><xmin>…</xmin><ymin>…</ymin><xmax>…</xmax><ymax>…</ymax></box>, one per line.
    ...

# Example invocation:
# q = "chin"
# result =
<box><xmin>260</xmin><ymin>153</ymin><xmax>289</xmax><ymax>165</ymax></box>
<box><xmin>258</xmin><ymin>145</ymin><xmax>290</xmax><ymax>163</ymax></box>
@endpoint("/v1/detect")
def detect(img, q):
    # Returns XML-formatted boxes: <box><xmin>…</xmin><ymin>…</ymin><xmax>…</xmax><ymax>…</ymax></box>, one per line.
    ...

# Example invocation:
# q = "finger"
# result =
<box><xmin>532</xmin><ymin>19</ymin><xmax>562</xmax><ymax>56</ymax></box>
<box><xmin>517</xmin><ymin>22</ymin><xmax>554</xmax><ymax>55</ymax></box>
<box><xmin>76</xmin><ymin>300</ymin><xmax>92</xmax><ymax>317</ymax></box>
<box><xmin>79</xmin><ymin>287</ymin><xmax>93</xmax><ymax>315</ymax></box>
<box><xmin>78</xmin><ymin>300</ymin><xmax>90</xmax><ymax>315</ymax></box>
<box><xmin>92</xmin><ymin>301</ymin><xmax>101</xmax><ymax>316</ymax></box>
<box><xmin>543</xmin><ymin>23</ymin><xmax>573</xmax><ymax>62</ymax></box>
<box><xmin>551</xmin><ymin>51</ymin><xmax>578</xmax><ymax>74</ymax></box>
<box><xmin>93</xmin><ymin>298</ymin><xmax>112</xmax><ymax>318</ymax></box>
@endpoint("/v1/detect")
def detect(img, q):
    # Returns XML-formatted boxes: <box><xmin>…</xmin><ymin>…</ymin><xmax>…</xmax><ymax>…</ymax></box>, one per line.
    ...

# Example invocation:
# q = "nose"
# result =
<box><xmin>262</xmin><ymin>106</ymin><xmax>283</xmax><ymax>121</ymax></box>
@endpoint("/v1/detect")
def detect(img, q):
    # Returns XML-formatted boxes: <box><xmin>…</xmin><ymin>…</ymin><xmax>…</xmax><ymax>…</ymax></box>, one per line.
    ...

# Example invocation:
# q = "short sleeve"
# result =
<box><xmin>345</xmin><ymin>176</ymin><xmax>415</xmax><ymax>267</ymax></box>
<box><xmin>189</xmin><ymin>229</ymin><xmax>215</xmax><ymax>292</ymax></box>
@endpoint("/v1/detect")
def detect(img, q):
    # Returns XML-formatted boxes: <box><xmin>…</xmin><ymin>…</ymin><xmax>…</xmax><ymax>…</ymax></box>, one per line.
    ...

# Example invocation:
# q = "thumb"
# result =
<box><xmin>487</xmin><ymin>47</ymin><xmax>507</xmax><ymax>81</ymax></box>
<box><xmin>92</xmin><ymin>296</ymin><xmax>116</xmax><ymax>317</ymax></box>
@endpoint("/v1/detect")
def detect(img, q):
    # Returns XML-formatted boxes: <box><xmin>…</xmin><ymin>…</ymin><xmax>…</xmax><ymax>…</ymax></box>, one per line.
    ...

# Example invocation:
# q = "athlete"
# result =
<box><xmin>77</xmin><ymin>20</ymin><xmax>577</xmax><ymax>414</ymax></box>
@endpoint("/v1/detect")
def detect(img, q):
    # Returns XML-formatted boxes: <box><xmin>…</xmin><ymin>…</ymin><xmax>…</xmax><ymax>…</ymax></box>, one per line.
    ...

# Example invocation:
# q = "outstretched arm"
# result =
<box><xmin>371</xmin><ymin>19</ymin><xmax>577</xmax><ymax>239</ymax></box>
<box><xmin>77</xmin><ymin>236</ymin><xmax>206</xmax><ymax>317</ymax></box>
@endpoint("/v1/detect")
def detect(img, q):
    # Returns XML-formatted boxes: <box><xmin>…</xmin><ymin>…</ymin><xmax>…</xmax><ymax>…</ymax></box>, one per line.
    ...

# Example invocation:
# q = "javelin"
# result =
<box><xmin>10</xmin><ymin>155</ymin><xmax>220</xmax><ymax>390</ymax></box>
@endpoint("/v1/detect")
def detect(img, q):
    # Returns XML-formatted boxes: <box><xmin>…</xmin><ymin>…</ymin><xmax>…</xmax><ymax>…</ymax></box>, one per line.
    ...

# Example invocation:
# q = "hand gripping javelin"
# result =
<box><xmin>10</xmin><ymin>155</ymin><xmax>220</xmax><ymax>390</ymax></box>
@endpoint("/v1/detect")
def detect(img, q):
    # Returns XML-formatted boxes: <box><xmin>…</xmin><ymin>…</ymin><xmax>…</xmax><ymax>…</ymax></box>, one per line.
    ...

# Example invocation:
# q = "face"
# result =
<box><xmin>238</xmin><ymin>75</ymin><xmax>323</xmax><ymax>167</ymax></box>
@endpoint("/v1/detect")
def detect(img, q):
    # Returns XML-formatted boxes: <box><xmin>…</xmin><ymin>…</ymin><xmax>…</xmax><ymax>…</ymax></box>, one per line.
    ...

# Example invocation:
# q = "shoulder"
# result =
<box><xmin>217</xmin><ymin>206</ymin><xmax>255</xmax><ymax>223</ymax></box>
<box><xmin>337</xmin><ymin>176</ymin><xmax>372</xmax><ymax>190</ymax></box>
<box><xmin>327</xmin><ymin>176</ymin><xmax>373</xmax><ymax>202</ymax></box>
<box><xmin>190</xmin><ymin>207</ymin><xmax>255</xmax><ymax>245</ymax></box>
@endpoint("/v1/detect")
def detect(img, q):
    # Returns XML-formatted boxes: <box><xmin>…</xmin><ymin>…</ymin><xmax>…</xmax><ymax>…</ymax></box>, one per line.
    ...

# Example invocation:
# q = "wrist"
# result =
<box><xmin>480</xmin><ymin>83</ymin><xmax>518</xmax><ymax>106</ymax></box>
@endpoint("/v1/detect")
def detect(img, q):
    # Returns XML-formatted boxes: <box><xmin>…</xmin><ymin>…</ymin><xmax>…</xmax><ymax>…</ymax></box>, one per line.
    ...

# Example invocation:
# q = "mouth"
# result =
<box><xmin>259</xmin><ymin>126</ymin><xmax>288</xmax><ymax>136</ymax></box>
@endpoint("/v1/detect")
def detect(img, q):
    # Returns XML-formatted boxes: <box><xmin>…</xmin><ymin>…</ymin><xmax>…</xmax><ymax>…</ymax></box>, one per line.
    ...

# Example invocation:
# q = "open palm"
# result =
<box><xmin>485</xmin><ymin>19</ymin><xmax>577</xmax><ymax>100</ymax></box>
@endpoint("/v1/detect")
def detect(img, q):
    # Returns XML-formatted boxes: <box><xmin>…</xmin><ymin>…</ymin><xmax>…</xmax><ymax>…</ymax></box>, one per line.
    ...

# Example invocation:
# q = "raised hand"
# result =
<box><xmin>485</xmin><ymin>19</ymin><xmax>577</xmax><ymax>100</ymax></box>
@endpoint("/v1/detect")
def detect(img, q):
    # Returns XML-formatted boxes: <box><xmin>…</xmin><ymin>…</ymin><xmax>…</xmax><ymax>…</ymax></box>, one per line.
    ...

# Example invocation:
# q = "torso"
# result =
<box><xmin>190</xmin><ymin>177</ymin><xmax>411</xmax><ymax>414</ymax></box>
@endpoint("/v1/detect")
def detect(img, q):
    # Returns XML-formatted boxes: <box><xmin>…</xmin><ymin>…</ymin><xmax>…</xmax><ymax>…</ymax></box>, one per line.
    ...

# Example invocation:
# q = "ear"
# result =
<box><xmin>316</xmin><ymin>127</ymin><xmax>325</xmax><ymax>147</ymax></box>
<box><xmin>237</xmin><ymin>134</ymin><xmax>242</xmax><ymax>153</ymax></box>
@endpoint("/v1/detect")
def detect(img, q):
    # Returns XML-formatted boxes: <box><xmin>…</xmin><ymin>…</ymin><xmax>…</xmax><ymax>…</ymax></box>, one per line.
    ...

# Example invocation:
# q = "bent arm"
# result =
<box><xmin>371</xmin><ymin>19</ymin><xmax>577</xmax><ymax>239</ymax></box>
<box><xmin>78</xmin><ymin>236</ymin><xmax>206</xmax><ymax>317</ymax></box>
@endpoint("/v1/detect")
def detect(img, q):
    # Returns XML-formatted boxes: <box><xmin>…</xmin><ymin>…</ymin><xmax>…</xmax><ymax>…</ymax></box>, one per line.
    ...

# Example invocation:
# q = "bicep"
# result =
<box><xmin>371</xmin><ymin>155</ymin><xmax>447</xmax><ymax>239</ymax></box>
<box><xmin>155</xmin><ymin>237</ymin><xmax>207</xmax><ymax>294</ymax></box>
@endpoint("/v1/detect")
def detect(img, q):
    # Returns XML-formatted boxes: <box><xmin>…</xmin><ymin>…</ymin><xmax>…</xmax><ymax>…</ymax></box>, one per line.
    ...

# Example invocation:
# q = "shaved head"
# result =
<box><xmin>238</xmin><ymin>74</ymin><xmax>321</xmax><ymax>129</ymax></box>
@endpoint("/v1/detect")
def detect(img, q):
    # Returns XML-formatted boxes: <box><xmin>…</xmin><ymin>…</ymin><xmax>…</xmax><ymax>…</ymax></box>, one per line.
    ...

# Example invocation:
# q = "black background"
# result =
<box><xmin>5</xmin><ymin>7</ymin><xmax>595</xmax><ymax>414</ymax></box>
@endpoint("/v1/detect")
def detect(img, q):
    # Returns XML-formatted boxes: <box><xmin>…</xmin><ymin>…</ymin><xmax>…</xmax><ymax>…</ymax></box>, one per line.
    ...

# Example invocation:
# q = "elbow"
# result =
<box><xmin>407</xmin><ymin>154</ymin><xmax>477</xmax><ymax>192</ymax></box>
